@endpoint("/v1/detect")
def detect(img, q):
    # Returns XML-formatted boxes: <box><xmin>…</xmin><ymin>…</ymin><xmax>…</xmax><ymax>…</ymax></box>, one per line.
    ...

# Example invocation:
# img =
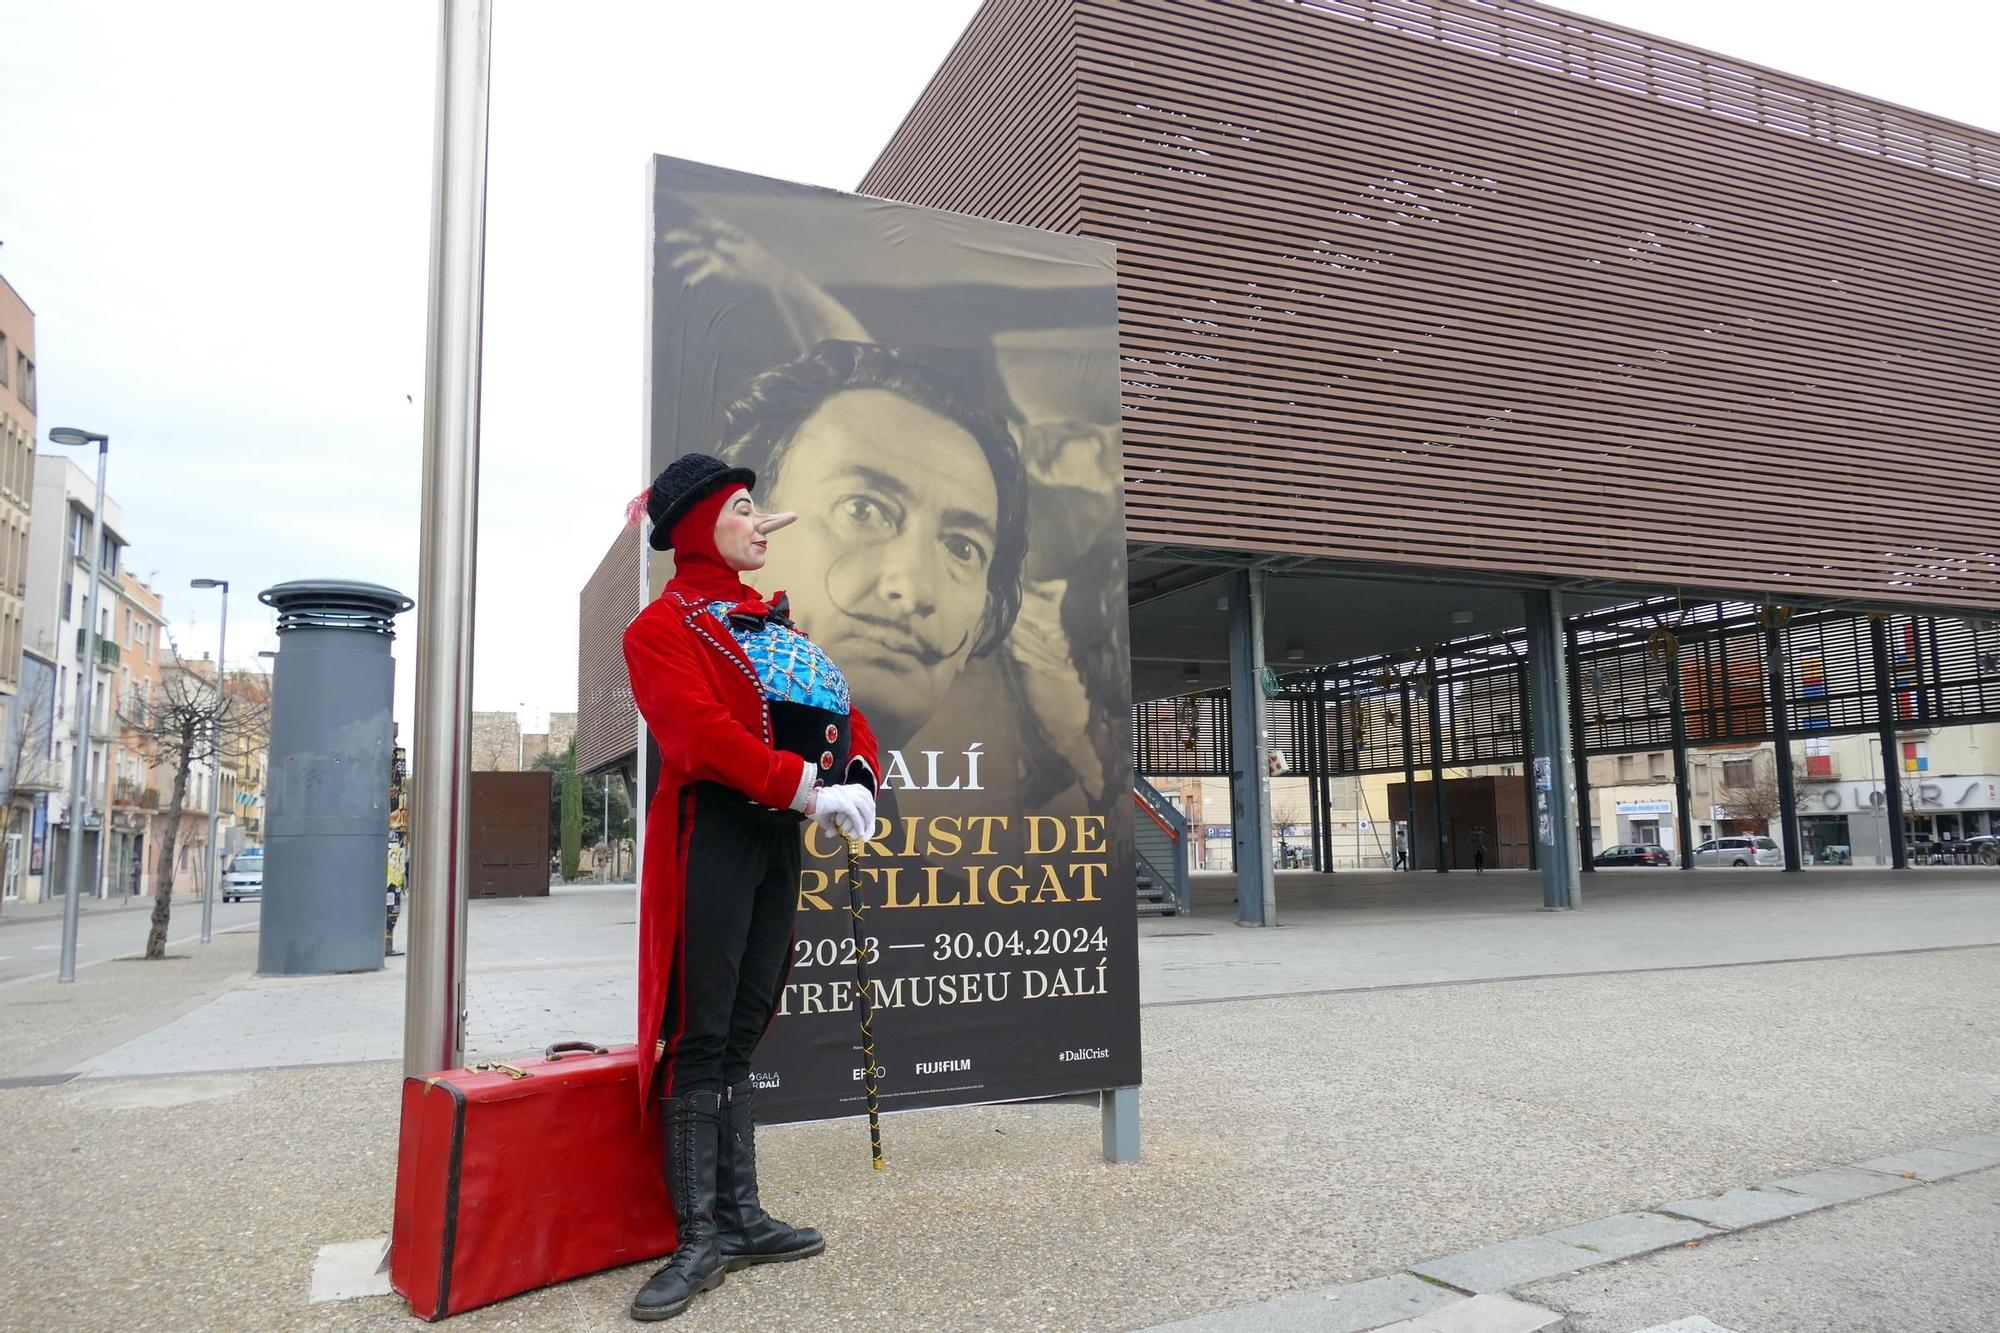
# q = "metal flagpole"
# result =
<box><xmin>843</xmin><ymin>837</ymin><xmax>884</xmax><ymax>1168</ymax></box>
<box><xmin>405</xmin><ymin>0</ymin><xmax>493</xmax><ymax>1078</ymax></box>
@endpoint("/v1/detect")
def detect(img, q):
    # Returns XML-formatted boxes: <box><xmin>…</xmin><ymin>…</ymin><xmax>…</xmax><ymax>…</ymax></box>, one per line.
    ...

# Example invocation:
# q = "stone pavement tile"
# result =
<box><xmin>1145</xmin><ymin>1274</ymin><xmax>1462</xmax><ymax>1332</ymax></box>
<box><xmin>308</xmin><ymin>1238</ymin><xmax>391</xmax><ymax>1303</ymax></box>
<box><xmin>1375</xmin><ymin>1293</ymin><xmax>1566</xmax><ymax>1332</ymax></box>
<box><xmin>1628</xmin><ymin>1319</ymin><xmax>1743</xmax><ymax>1333</ymax></box>
<box><xmin>1655</xmin><ymin>1186</ymin><xmax>1822</xmax><ymax>1229</ymax></box>
<box><xmin>1932</xmin><ymin>1131</ymin><xmax>2000</xmax><ymax>1160</ymax></box>
<box><xmin>1410</xmin><ymin>1235</ymin><xmax>1598</xmax><ymax>1294</ymax></box>
<box><xmin>1764</xmin><ymin>1165</ymin><xmax>1919</xmax><ymax>1205</ymax></box>
<box><xmin>1852</xmin><ymin>1146</ymin><xmax>1997</xmax><ymax>1180</ymax></box>
<box><xmin>1542</xmin><ymin>1210</ymin><xmax>1716</xmax><ymax>1260</ymax></box>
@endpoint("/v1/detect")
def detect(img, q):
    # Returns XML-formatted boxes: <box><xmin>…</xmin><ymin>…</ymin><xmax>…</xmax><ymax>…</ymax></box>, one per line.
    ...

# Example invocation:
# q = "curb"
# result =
<box><xmin>1144</xmin><ymin>1130</ymin><xmax>2000</xmax><ymax>1332</ymax></box>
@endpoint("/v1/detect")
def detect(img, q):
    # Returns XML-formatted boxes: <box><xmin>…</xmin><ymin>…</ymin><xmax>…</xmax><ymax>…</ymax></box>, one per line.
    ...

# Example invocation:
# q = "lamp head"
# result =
<box><xmin>48</xmin><ymin>427</ymin><xmax>108</xmax><ymax>447</ymax></box>
<box><xmin>191</xmin><ymin>578</ymin><xmax>227</xmax><ymax>590</ymax></box>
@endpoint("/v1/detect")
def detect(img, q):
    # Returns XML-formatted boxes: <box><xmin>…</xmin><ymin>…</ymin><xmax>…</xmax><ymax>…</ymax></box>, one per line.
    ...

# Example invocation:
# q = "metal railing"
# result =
<box><xmin>1132</xmin><ymin>777</ymin><xmax>1191</xmax><ymax>916</ymax></box>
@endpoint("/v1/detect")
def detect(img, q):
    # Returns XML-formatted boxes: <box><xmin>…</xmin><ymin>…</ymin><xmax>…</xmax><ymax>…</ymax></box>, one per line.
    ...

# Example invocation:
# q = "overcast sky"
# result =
<box><xmin>0</xmin><ymin>1</ymin><xmax>1992</xmax><ymax>736</ymax></box>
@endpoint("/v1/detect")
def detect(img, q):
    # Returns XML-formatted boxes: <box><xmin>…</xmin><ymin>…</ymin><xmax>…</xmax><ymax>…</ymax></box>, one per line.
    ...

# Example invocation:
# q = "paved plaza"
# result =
<box><xmin>49</xmin><ymin>869</ymin><xmax>2000</xmax><ymax>1080</ymax></box>
<box><xmin>1</xmin><ymin>869</ymin><xmax>1996</xmax><ymax>1330</ymax></box>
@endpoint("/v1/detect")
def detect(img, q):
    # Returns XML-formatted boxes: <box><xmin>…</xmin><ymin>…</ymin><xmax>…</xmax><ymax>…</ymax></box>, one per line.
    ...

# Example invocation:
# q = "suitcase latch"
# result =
<box><xmin>470</xmin><ymin>1061</ymin><xmax>531</xmax><ymax>1080</ymax></box>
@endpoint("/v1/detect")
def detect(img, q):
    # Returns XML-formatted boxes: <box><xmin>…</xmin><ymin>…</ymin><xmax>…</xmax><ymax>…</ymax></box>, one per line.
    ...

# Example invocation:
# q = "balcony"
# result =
<box><xmin>113</xmin><ymin>778</ymin><xmax>159</xmax><ymax>809</ymax></box>
<box><xmin>73</xmin><ymin>627</ymin><xmax>119</xmax><ymax>669</ymax></box>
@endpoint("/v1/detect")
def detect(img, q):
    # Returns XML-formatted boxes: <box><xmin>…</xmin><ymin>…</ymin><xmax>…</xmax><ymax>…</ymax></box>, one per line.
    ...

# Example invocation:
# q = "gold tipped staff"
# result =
<box><xmin>843</xmin><ymin>835</ymin><xmax>885</xmax><ymax>1169</ymax></box>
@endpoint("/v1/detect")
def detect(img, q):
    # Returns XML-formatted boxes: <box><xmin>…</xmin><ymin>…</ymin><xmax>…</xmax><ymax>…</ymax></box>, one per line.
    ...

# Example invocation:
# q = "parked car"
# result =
<box><xmin>222</xmin><ymin>848</ymin><xmax>265</xmax><ymax>902</ymax></box>
<box><xmin>1593</xmin><ymin>843</ymin><xmax>1672</xmax><ymax>867</ymax></box>
<box><xmin>1692</xmin><ymin>835</ymin><xmax>1782</xmax><ymax>868</ymax></box>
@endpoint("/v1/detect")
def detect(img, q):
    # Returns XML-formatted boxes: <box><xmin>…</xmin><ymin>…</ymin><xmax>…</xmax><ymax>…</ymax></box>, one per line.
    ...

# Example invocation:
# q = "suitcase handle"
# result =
<box><xmin>543</xmin><ymin>1041</ymin><xmax>610</xmax><ymax>1061</ymax></box>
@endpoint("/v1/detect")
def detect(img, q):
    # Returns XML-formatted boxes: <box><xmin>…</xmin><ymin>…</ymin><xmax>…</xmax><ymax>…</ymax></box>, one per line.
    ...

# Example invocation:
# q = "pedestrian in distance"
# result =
<box><xmin>621</xmin><ymin>453</ymin><xmax>881</xmax><ymax>1322</ymax></box>
<box><xmin>1471</xmin><ymin>826</ymin><xmax>1490</xmax><ymax>875</ymax></box>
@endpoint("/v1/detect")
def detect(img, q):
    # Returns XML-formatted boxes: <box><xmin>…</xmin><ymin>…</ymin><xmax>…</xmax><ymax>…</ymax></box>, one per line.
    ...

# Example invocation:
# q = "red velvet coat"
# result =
<box><xmin>622</xmin><ymin>586</ymin><xmax>879</xmax><ymax>1113</ymax></box>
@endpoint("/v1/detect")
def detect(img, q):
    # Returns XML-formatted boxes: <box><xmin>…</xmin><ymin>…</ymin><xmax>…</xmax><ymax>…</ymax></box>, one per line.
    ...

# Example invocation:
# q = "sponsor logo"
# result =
<box><xmin>915</xmin><ymin>1058</ymin><xmax>972</xmax><ymax>1075</ymax></box>
<box><xmin>750</xmin><ymin>1072</ymin><xmax>781</xmax><ymax>1090</ymax></box>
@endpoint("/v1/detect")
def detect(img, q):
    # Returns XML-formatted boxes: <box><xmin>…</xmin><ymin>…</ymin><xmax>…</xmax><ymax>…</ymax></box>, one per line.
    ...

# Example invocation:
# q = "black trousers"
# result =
<box><xmin>665</xmin><ymin>783</ymin><xmax>802</xmax><ymax>1098</ymax></box>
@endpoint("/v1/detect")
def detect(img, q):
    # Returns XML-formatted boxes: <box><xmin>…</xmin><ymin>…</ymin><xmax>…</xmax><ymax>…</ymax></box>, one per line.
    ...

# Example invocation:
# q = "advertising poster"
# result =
<box><xmin>646</xmin><ymin>156</ymin><xmax>1137</xmax><ymax>1123</ymax></box>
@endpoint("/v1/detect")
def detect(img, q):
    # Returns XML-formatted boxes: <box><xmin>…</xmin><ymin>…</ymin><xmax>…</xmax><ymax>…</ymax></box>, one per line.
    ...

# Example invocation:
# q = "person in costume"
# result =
<box><xmin>621</xmin><ymin>453</ymin><xmax>880</xmax><ymax>1322</ymax></box>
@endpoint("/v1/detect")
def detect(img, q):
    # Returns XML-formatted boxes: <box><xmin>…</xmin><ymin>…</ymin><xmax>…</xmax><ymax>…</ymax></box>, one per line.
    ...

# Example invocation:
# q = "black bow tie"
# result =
<box><xmin>727</xmin><ymin>592</ymin><xmax>793</xmax><ymax>632</ymax></box>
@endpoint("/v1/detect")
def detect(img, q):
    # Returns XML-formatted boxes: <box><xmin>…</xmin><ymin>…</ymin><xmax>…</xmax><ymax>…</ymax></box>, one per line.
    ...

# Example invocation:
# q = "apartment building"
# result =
<box><xmin>24</xmin><ymin>454</ymin><xmax>128</xmax><ymax>898</ymax></box>
<box><xmin>0</xmin><ymin>275</ymin><xmax>38</xmax><ymax>903</ymax></box>
<box><xmin>112</xmin><ymin>571</ymin><xmax>168</xmax><ymax>895</ymax></box>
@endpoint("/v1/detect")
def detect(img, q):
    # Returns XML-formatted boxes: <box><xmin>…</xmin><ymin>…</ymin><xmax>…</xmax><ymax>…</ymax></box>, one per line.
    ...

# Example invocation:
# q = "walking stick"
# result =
<box><xmin>843</xmin><ymin>834</ymin><xmax>885</xmax><ymax>1169</ymax></box>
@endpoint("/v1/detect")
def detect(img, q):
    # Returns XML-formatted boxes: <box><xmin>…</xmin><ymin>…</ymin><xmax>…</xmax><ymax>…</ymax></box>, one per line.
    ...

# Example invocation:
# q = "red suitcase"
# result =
<box><xmin>390</xmin><ymin>1041</ymin><xmax>676</xmax><ymax>1320</ymax></box>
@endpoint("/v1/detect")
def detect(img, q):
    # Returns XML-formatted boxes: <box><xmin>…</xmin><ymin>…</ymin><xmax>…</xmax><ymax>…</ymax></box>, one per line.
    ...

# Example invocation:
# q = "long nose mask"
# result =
<box><xmin>753</xmin><ymin>510</ymin><xmax>797</xmax><ymax>535</ymax></box>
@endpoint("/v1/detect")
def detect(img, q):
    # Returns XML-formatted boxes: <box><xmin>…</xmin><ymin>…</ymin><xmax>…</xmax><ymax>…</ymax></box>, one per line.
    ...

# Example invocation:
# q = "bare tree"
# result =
<box><xmin>0</xmin><ymin>673</ymin><xmax>57</xmax><ymax>916</ymax></box>
<box><xmin>120</xmin><ymin>652</ymin><xmax>269</xmax><ymax>959</ymax></box>
<box><xmin>0</xmin><ymin>670</ymin><xmax>57</xmax><ymax>817</ymax></box>
<box><xmin>1269</xmin><ymin>798</ymin><xmax>1305</xmax><ymax>868</ymax></box>
<box><xmin>1716</xmin><ymin>753</ymin><xmax>1812</xmax><ymax>827</ymax></box>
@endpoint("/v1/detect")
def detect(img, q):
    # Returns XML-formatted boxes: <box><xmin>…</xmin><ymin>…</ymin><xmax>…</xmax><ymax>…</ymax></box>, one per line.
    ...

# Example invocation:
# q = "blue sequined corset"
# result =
<box><xmin>705</xmin><ymin>601</ymin><xmax>851</xmax><ymax>714</ymax></box>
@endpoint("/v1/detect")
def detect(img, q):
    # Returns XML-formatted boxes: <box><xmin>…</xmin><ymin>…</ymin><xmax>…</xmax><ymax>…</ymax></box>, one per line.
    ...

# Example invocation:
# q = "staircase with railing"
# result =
<box><xmin>1132</xmin><ymin>778</ymin><xmax>1190</xmax><ymax>917</ymax></box>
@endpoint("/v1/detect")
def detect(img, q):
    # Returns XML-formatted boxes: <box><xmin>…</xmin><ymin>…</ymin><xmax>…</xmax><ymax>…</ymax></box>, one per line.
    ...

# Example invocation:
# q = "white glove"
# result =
<box><xmin>811</xmin><ymin>783</ymin><xmax>876</xmax><ymax>841</ymax></box>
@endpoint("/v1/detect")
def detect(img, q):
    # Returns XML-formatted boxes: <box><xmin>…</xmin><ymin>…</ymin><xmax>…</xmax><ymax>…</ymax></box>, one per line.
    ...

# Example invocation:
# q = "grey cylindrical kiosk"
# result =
<box><xmin>258</xmin><ymin>580</ymin><xmax>414</xmax><ymax>975</ymax></box>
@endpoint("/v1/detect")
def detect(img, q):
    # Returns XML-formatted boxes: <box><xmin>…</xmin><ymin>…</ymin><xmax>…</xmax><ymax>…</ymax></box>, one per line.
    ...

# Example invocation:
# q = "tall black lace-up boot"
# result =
<box><xmin>630</xmin><ymin>1091</ymin><xmax>726</xmax><ymax>1321</ymax></box>
<box><xmin>715</xmin><ymin>1078</ymin><xmax>825</xmax><ymax>1269</ymax></box>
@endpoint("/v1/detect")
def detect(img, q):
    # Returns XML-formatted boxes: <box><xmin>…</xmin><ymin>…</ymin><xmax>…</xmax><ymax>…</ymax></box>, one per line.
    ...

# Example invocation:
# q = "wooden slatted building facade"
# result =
<box><xmin>861</xmin><ymin>0</ymin><xmax>2000</xmax><ymax>614</ymax></box>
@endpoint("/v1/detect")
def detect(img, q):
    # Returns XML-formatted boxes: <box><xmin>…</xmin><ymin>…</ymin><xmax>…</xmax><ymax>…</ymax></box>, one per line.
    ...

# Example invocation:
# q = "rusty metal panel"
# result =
<box><xmin>863</xmin><ymin>0</ymin><xmax>2000</xmax><ymax>611</ymax></box>
<box><xmin>576</xmin><ymin>527</ymin><xmax>640</xmax><ymax>776</ymax></box>
<box><xmin>469</xmin><ymin>771</ymin><xmax>553</xmax><ymax>899</ymax></box>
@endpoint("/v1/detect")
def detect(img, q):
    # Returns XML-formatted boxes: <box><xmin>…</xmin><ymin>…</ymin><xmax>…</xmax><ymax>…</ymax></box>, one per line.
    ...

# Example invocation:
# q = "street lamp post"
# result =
<box><xmin>47</xmin><ymin>427</ymin><xmax>109</xmax><ymax>985</ymax></box>
<box><xmin>191</xmin><ymin>579</ymin><xmax>229</xmax><ymax>944</ymax></box>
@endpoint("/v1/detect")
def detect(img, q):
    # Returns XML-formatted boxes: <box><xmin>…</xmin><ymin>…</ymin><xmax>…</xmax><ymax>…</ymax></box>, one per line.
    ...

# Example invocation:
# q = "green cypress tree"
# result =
<box><xmin>559</xmin><ymin>739</ymin><xmax>582</xmax><ymax>882</ymax></box>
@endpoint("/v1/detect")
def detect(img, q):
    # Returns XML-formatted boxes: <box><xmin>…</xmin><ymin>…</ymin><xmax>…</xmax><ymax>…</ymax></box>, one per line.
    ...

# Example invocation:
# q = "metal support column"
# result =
<box><xmin>1101</xmin><ymin>1086</ymin><xmax>1140</xmax><ymax>1163</ymax></box>
<box><xmin>1869</xmin><ymin>618</ymin><xmax>1910</xmax><ymax>870</ymax></box>
<box><xmin>1567</xmin><ymin>628</ymin><xmax>1595</xmax><ymax>873</ymax></box>
<box><xmin>1517</xmin><ymin>659</ymin><xmax>1538</xmax><ymax>871</ymax></box>
<box><xmin>1307</xmin><ymin>690</ymin><xmax>1328</xmax><ymax>873</ymax></box>
<box><xmin>406</xmin><ymin>0</ymin><xmax>493</xmax><ymax>1078</ymax></box>
<box><xmin>1400</xmin><ymin>681</ymin><xmax>1419</xmax><ymax>871</ymax></box>
<box><xmin>1332</xmin><ymin>693</ymin><xmax>1351</xmax><ymax>871</ymax></box>
<box><xmin>1316</xmin><ymin>689</ymin><xmax>1334</xmax><ymax>871</ymax></box>
<box><xmin>1426</xmin><ymin>661</ymin><xmax>1449</xmax><ymax>873</ymax></box>
<box><xmin>1523</xmin><ymin>590</ymin><xmax>1578</xmax><ymax>909</ymax></box>
<box><xmin>1666</xmin><ymin>646</ymin><xmax>1695</xmax><ymax>870</ymax></box>
<box><xmin>1226</xmin><ymin>568</ymin><xmax>1276</xmax><ymax>925</ymax></box>
<box><xmin>1765</xmin><ymin>624</ymin><xmax>1802</xmax><ymax>872</ymax></box>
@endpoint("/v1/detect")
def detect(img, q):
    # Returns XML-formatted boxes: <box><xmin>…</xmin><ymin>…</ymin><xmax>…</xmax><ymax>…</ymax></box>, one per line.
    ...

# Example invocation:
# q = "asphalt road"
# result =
<box><xmin>0</xmin><ymin>898</ymin><xmax>261</xmax><ymax>984</ymax></box>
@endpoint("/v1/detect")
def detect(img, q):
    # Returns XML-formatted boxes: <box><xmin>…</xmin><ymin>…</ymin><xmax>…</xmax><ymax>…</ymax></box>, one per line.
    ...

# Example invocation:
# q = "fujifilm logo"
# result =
<box><xmin>915</xmin><ymin>1058</ymin><xmax>972</xmax><ymax>1075</ymax></box>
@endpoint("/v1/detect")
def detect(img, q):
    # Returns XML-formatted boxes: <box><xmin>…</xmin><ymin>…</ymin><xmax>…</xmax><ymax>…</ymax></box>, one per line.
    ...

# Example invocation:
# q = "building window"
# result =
<box><xmin>14</xmin><ymin>357</ymin><xmax>30</xmax><ymax>413</ymax></box>
<box><xmin>1617</xmin><ymin>754</ymin><xmax>1637</xmax><ymax>781</ymax></box>
<box><xmin>0</xmin><ymin>332</ymin><xmax>9</xmax><ymax>387</ymax></box>
<box><xmin>1648</xmin><ymin>752</ymin><xmax>1668</xmax><ymax>779</ymax></box>
<box><xmin>1723</xmin><ymin>759</ymin><xmax>1755</xmax><ymax>787</ymax></box>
